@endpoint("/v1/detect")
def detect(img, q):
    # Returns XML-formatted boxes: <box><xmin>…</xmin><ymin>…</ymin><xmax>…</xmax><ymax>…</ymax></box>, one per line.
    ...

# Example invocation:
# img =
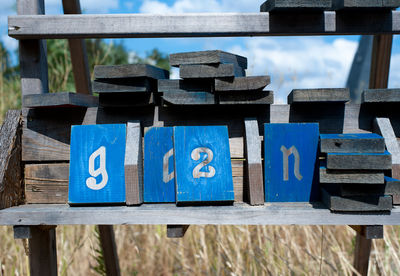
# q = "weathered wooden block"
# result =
<box><xmin>320</xmin><ymin>133</ymin><xmax>385</xmax><ymax>153</ymax></box>
<box><xmin>158</xmin><ymin>79</ymin><xmax>213</xmax><ymax>93</ymax></box>
<box><xmin>13</xmin><ymin>226</ymin><xmax>32</xmax><ymax>239</ymax></box>
<box><xmin>288</xmin><ymin>88</ymin><xmax>350</xmax><ymax>104</ymax></box>
<box><xmin>218</xmin><ymin>91</ymin><xmax>274</xmax><ymax>105</ymax></box>
<box><xmin>93</xmin><ymin>78</ymin><xmax>156</xmax><ymax>93</ymax></box>
<box><xmin>69</xmin><ymin>124</ymin><xmax>126</xmax><ymax>205</ymax></box>
<box><xmin>169</xmin><ymin>50</ymin><xmax>247</xmax><ymax>69</ymax></box>
<box><xmin>244</xmin><ymin>119</ymin><xmax>264</xmax><ymax>205</ymax></box>
<box><xmin>94</xmin><ymin>64</ymin><xmax>169</xmax><ymax>80</ymax></box>
<box><xmin>321</xmin><ymin>187</ymin><xmax>392</xmax><ymax>212</ymax></box>
<box><xmin>167</xmin><ymin>225</ymin><xmax>190</xmax><ymax>238</ymax></box>
<box><xmin>260</xmin><ymin>0</ymin><xmax>333</xmax><ymax>12</ymax></box>
<box><xmin>180</xmin><ymin>64</ymin><xmax>245</xmax><ymax>79</ymax></box>
<box><xmin>333</xmin><ymin>0</ymin><xmax>400</xmax><ymax>9</ymax></box>
<box><xmin>162</xmin><ymin>91</ymin><xmax>216</xmax><ymax>106</ymax></box>
<box><xmin>25</xmin><ymin>163</ymin><xmax>69</xmax><ymax>204</ymax></box>
<box><xmin>350</xmin><ymin>225</ymin><xmax>384</xmax><ymax>239</ymax></box>
<box><xmin>23</xmin><ymin>92</ymin><xmax>98</xmax><ymax>108</ymax></box>
<box><xmin>320</xmin><ymin>165</ymin><xmax>385</xmax><ymax>184</ymax></box>
<box><xmin>125</xmin><ymin>122</ymin><xmax>143</xmax><ymax>206</ymax></box>
<box><xmin>362</xmin><ymin>89</ymin><xmax>400</xmax><ymax>103</ymax></box>
<box><xmin>264</xmin><ymin>123</ymin><xmax>320</xmax><ymax>202</ymax></box>
<box><xmin>340</xmin><ymin>184</ymin><xmax>386</xmax><ymax>197</ymax></box>
<box><xmin>143</xmin><ymin>127</ymin><xmax>175</xmax><ymax>203</ymax></box>
<box><xmin>214</xmin><ymin>76</ymin><xmax>271</xmax><ymax>92</ymax></box>
<box><xmin>326</xmin><ymin>151</ymin><xmax>392</xmax><ymax>170</ymax></box>
<box><xmin>384</xmin><ymin>176</ymin><xmax>400</xmax><ymax>204</ymax></box>
<box><xmin>99</xmin><ymin>93</ymin><xmax>154</xmax><ymax>107</ymax></box>
<box><xmin>174</xmin><ymin>126</ymin><xmax>234</xmax><ymax>203</ymax></box>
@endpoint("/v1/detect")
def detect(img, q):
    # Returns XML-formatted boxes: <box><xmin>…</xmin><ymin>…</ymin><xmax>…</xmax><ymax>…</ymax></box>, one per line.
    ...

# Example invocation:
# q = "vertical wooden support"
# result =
<box><xmin>167</xmin><ymin>225</ymin><xmax>190</xmax><ymax>238</ymax></box>
<box><xmin>244</xmin><ymin>118</ymin><xmax>264</xmax><ymax>205</ymax></box>
<box><xmin>353</xmin><ymin>33</ymin><xmax>393</xmax><ymax>276</ymax></box>
<box><xmin>98</xmin><ymin>225</ymin><xmax>121</xmax><ymax>276</ymax></box>
<box><xmin>17</xmin><ymin>0</ymin><xmax>48</xmax><ymax>95</ymax></box>
<box><xmin>29</xmin><ymin>226</ymin><xmax>57</xmax><ymax>276</ymax></box>
<box><xmin>62</xmin><ymin>0</ymin><xmax>92</xmax><ymax>94</ymax></box>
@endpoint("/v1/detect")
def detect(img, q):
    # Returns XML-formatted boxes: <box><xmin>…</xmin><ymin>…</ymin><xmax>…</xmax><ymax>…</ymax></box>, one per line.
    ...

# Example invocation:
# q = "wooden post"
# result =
<box><xmin>62</xmin><ymin>0</ymin><xmax>92</xmax><ymax>94</ymax></box>
<box><xmin>98</xmin><ymin>225</ymin><xmax>121</xmax><ymax>276</ymax></box>
<box><xmin>28</xmin><ymin>226</ymin><xmax>57</xmax><ymax>276</ymax></box>
<box><xmin>353</xmin><ymin>33</ymin><xmax>393</xmax><ymax>276</ymax></box>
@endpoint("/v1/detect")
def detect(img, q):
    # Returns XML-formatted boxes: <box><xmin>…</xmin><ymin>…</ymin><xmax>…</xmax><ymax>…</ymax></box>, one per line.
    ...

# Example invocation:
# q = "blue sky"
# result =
<box><xmin>2</xmin><ymin>0</ymin><xmax>400</xmax><ymax>102</ymax></box>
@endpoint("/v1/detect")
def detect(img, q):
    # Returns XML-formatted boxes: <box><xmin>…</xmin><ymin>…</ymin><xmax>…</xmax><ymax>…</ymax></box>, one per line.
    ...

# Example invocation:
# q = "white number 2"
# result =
<box><xmin>191</xmin><ymin>147</ymin><xmax>216</xmax><ymax>179</ymax></box>
<box><xmin>86</xmin><ymin>146</ymin><xmax>109</xmax><ymax>190</ymax></box>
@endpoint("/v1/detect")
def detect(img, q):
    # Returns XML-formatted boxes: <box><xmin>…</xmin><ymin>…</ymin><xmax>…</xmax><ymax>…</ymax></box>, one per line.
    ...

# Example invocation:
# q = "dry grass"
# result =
<box><xmin>1</xmin><ymin>225</ymin><xmax>400</xmax><ymax>275</ymax></box>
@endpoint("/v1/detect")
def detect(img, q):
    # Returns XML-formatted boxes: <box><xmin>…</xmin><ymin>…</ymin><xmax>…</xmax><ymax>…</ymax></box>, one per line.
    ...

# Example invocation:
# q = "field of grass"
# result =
<box><xmin>1</xmin><ymin>41</ymin><xmax>400</xmax><ymax>276</ymax></box>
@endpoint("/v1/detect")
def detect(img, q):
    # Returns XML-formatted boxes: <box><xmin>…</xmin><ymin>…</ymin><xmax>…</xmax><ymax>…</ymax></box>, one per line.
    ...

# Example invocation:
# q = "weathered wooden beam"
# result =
<box><xmin>218</xmin><ymin>91</ymin><xmax>274</xmax><ymax>105</ymax></box>
<box><xmin>326</xmin><ymin>151</ymin><xmax>392</xmax><ymax>170</ymax></box>
<box><xmin>334</xmin><ymin>0</ymin><xmax>400</xmax><ymax>9</ymax></box>
<box><xmin>0</xmin><ymin>110</ymin><xmax>23</xmax><ymax>210</ymax></box>
<box><xmin>93</xmin><ymin>78</ymin><xmax>156</xmax><ymax>93</ymax></box>
<box><xmin>353</xmin><ymin>233</ymin><xmax>371</xmax><ymax>276</ymax></box>
<box><xmin>29</xmin><ymin>226</ymin><xmax>57</xmax><ymax>276</ymax></box>
<box><xmin>373</xmin><ymin>117</ymin><xmax>400</xmax><ymax>179</ymax></box>
<box><xmin>369</xmin><ymin>34</ymin><xmax>393</xmax><ymax>89</ymax></box>
<box><xmin>215</xmin><ymin>76</ymin><xmax>270</xmax><ymax>92</ymax></box>
<box><xmin>320</xmin><ymin>133</ymin><xmax>385</xmax><ymax>153</ymax></box>
<box><xmin>244</xmin><ymin>118</ymin><xmax>264</xmax><ymax>205</ymax></box>
<box><xmin>167</xmin><ymin>225</ymin><xmax>190</xmax><ymax>238</ymax></box>
<box><xmin>13</xmin><ymin>225</ymin><xmax>32</xmax><ymax>239</ymax></box>
<box><xmin>17</xmin><ymin>0</ymin><xmax>48</xmax><ymax>95</ymax></box>
<box><xmin>23</xmin><ymin>92</ymin><xmax>98</xmax><ymax>108</ymax></box>
<box><xmin>319</xmin><ymin>166</ymin><xmax>385</xmax><ymax>184</ymax></box>
<box><xmin>158</xmin><ymin>79</ymin><xmax>212</xmax><ymax>93</ymax></box>
<box><xmin>179</xmin><ymin>64</ymin><xmax>245</xmax><ymax>79</ymax></box>
<box><xmin>98</xmin><ymin>225</ymin><xmax>121</xmax><ymax>276</ymax></box>
<box><xmin>288</xmin><ymin>88</ymin><xmax>350</xmax><ymax>104</ymax></box>
<box><xmin>94</xmin><ymin>64</ymin><xmax>169</xmax><ymax>80</ymax></box>
<box><xmin>362</xmin><ymin>89</ymin><xmax>400</xmax><ymax>103</ymax></box>
<box><xmin>261</xmin><ymin>0</ymin><xmax>333</xmax><ymax>12</ymax></box>
<box><xmin>8</xmin><ymin>12</ymin><xmax>400</xmax><ymax>39</ymax></box>
<box><xmin>350</xmin><ymin>225</ymin><xmax>383</xmax><ymax>239</ymax></box>
<box><xmin>162</xmin><ymin>91</ymin><xmax>216</xmax><ymax>105</ymax></box>
<box><xmin>170</xmin><ymin>50</ymin><xmax>247</xmax><ymax>69</ymax></box>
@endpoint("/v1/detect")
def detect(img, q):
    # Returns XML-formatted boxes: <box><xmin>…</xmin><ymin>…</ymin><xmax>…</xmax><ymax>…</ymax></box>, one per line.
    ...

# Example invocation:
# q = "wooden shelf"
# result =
<box><xmin>8</xmin><ymin>11</ymin><xmax>400</xmax><ymax>39</ymax></box>
<box><xmin>0</xmin><ymin>203</ymin><xmax>399</xmax><ymax>226</ymax></box>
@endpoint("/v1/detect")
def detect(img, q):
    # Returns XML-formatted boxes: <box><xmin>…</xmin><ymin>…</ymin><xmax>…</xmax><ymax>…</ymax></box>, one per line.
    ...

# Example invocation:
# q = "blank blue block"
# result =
<box><xmin>174</xmin><ymin>126</ymin><xmax>234</xmax><ymax>203</ymax></box>
<box><xmin>264</xmin><ymin>123</ymin><xmax>319</xmax><ymax>202</ymax></box>
<box><xmin>69</xmin><ymin>124</ymin><xmax>126</xmax><ymax>204</ymax></box>
<box><xmin>143</xmin><ymin>127</ymin><xmax>175</xmax><ymax>202</ymax></box>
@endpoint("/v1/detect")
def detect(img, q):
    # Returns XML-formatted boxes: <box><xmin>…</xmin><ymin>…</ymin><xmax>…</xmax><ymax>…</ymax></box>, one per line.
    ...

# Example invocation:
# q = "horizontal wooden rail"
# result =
<box><xmin>8</xmin><ymin>11</ymin><xmax>400</xmax><ymax>39</ymax></box>
<box><xmin>0</xmin><ymin>203</ymin><xmax>398</xmax><ymax>225</ymax></box>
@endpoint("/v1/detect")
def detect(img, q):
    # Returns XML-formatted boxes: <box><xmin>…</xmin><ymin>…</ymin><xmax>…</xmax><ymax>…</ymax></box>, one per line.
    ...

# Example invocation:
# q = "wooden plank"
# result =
<box><xmin>93</xmin><ymin>78</ymin><xmax>156</xmax><ymax>93</ymax></box>
<box><xmin>29</xmin><ymin>226</ymin><xmax>57</xmax><ymax>276</ymax></box>
<box><xmin>62</xmin><ymin>0</ymin><xmax>92</xmax><ymax>95</ymax></box>
<box><xmin>384</xmin><ymin>176</ymin><xmax>400</xmax><ymax>204</ymax></box>
<box><xmin>321</xmin><ymin>187</ymin><xmax>392</xmax><ymax>211</ymax></box>
<box><xmin>99</xmin><ymin>93</ymin><xmax>154</xmax><ymax>107</ymax></box>
<box><xmin>244</xmin><ymin>119</ymin><xmax>264</xmax><ymax>205</ymax></box>
<box><xmin>333</xmin><ymin>0</ymin><xmax>400</xmax><ymax>9</ymax></box>
<box><xmin>260</xmin><ymin>0</ymin><xmax>333</xmax><ymax>12</ymax></box>
<box><xmin>170</xmin><ymin>50</ymin><xmax>247</xmax><ymax>69</ymax></box>
<box><xmin>373</xmin><ymin>118</ymin><xmax>400</xmax><ymax>178</ymax></box>
<box><xmin>353</xmin><ymin>232</ymin><xmax>372</xmax><ymax>276</ymax></box>
<box><xmin>162</xmin><ymin>91</ymin><xmax>216</xmax><ymax>105</ymax></box>
<box><xmin>158</xmin><ymin>79</ymin><xmax>213</xmax><ymax>93</ymax></box>
<box><xmin>23</xmin><ymin>92</ymin><xmax>98</xmax><ymax>108</ymax></box>
<box><xmin>25</xmin><ymin>163</ymin><xmax>68</xmax><ymax>204</ymax></box>
<box><xmin>0</xmin><ymin>110</ymin><xmax>23</xmax><ymax>210</ymax></box>
<box><xmin>98</xmin><ymin>225</ymin><xmax>121</xmax><ymax>276</ymax></box>
<box><xmin>215</xmin><ymin>76</ymin><xmax>270</xmax><ymax>92</ymax></box>
<box><xmin>340</xmin><ymin>184</ymin><xmax>386</xmax><ymax>197</ymax></box>
<box><xmin>326</xmin><ymin>151</ymin><xmax>392</xmax><ymax>170</ymax></box>
<box><xmin>69</xmin><ymin>124</ymin><xmax>126</xmax><ymax>204</ymax></box>
<box><xmin>125</xmin><ymin>122</ymin><xmax>143</xmax><ymax>205</ymax></box>
<box><xmin>320</xmin><ymin>133</ymin><xmax>385</xmax><ymax>153</ymax></box>
<box><xmin>320</xmin><ymin>166</ymin><xmax>385</xmax><ymax>184</ymax></box>
<box><xmin>13</xmin><ymin>225</ymin><xmax>32</xmax><ymax>239</ymax></box>
<box><xmin>8</xmin><ymin>12</ymin><xmax>400</xmax><ymax>39</ymax></box>
<box><xmin>362</xmin><ymin>89</ymin><xmax>400</xmax><ymax>103</ymax></box>
<box><xmin>288</xmin><ymin>88</ymin><xmax>350</xmax><ymax>104</ymax></box>
<box><xmin>174</xmin><ymin>126</ymin><xmax>234</xmax><ymax>203</ymax></box>
<box><xmin>94</xmin><ymin>64</ymin><xmax>169</xmax><ymax>80</ymax></box>
<box><xmin>264</xmin><ymin>123</ymin><xmax>320</xmax><ymax>202</ymax></box>
<box><xmin>218</xmin><ymin>91</ymin><xmax>274</xmax><ymax>105</ymax></box>
<box><xmin>17</xmin><ymin>0</ymin><xmax>48</xmax><ymax>96</ymax></box>
<box><xmin>370</xmin><ymin>34</ymin><xmax>393</xmax><ymax>89</ymax></box>
<box><xmin>4</xmin><ymin>203</ymin><xmax>400</xmax><ymax>225</ymax></box>
<box><xmin>350</xmin><ymin>225</ymin><xmax>383</xmax><ymax>239</ymax></box>
<box><xmin>180</xmin><ymin>64</ymin><xmax>245</xmax><ymax>79</ymax></box>
<box><xmin>167</xmin><ymin>225</ymin><xmax>189</xmax><ymax>238</ymax></box>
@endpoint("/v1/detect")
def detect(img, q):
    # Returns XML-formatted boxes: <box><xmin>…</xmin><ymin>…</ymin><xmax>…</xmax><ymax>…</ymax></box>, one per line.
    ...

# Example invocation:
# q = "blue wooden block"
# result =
<box><xmin>264</xmin><ymin>123</ymin><xmax>320</xmax><ymax>202</ymax></box>
<box><xmin>143</xmin><ymin>127</ymin><xmax>175</xmax><ymax>202</ymax></box>
<box><xmin>174</xmin><ymin>126</ymin><xmax>234</xmax><ymax>203</ymax></box>
<box><xmin>69</xmin><ymin>124</ymin><xmax>126</xmax><ymax>204</ymax></box>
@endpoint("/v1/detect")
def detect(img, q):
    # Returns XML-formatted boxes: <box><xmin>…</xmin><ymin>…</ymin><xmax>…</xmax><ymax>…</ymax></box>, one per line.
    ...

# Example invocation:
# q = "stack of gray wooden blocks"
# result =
<box><xmin>92</xmin><ymin>64</ymin><xmax>169</xmax><ymax>107</ymax></box>
<box><xmin>319</xmin><ymin>133</ymin><xmax>399</xmax><ymax>212</ymax></box>
<box><xmin>159</xmin><ymin>50</ymin><xmax>273</xmax><ymax>106</ymax></box>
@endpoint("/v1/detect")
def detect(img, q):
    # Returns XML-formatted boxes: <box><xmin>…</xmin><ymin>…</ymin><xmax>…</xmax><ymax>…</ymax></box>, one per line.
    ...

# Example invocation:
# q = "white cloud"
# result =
<box><xmin>2</xmin><ymin>35</ymin><xmax>17</xmax><ymax>52</ymax></box>
<box><xmin>389</xmin><ymin>54</ymin><xmax>400</xmax><ymax>88</ymax></box>
<box><xmin>227</xmin><ymin>37</ymin><xmax>358</xmax><ymax>103</ymax></box>
<box><xmin>139</xmin><ymin>0</ymin><xmax>261</xmax><ymax>13</ymax></box>
<box><xmin>44</xmin><ymin>0</ymin><xmax>119</xmax><ymax>14</ymax></box>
